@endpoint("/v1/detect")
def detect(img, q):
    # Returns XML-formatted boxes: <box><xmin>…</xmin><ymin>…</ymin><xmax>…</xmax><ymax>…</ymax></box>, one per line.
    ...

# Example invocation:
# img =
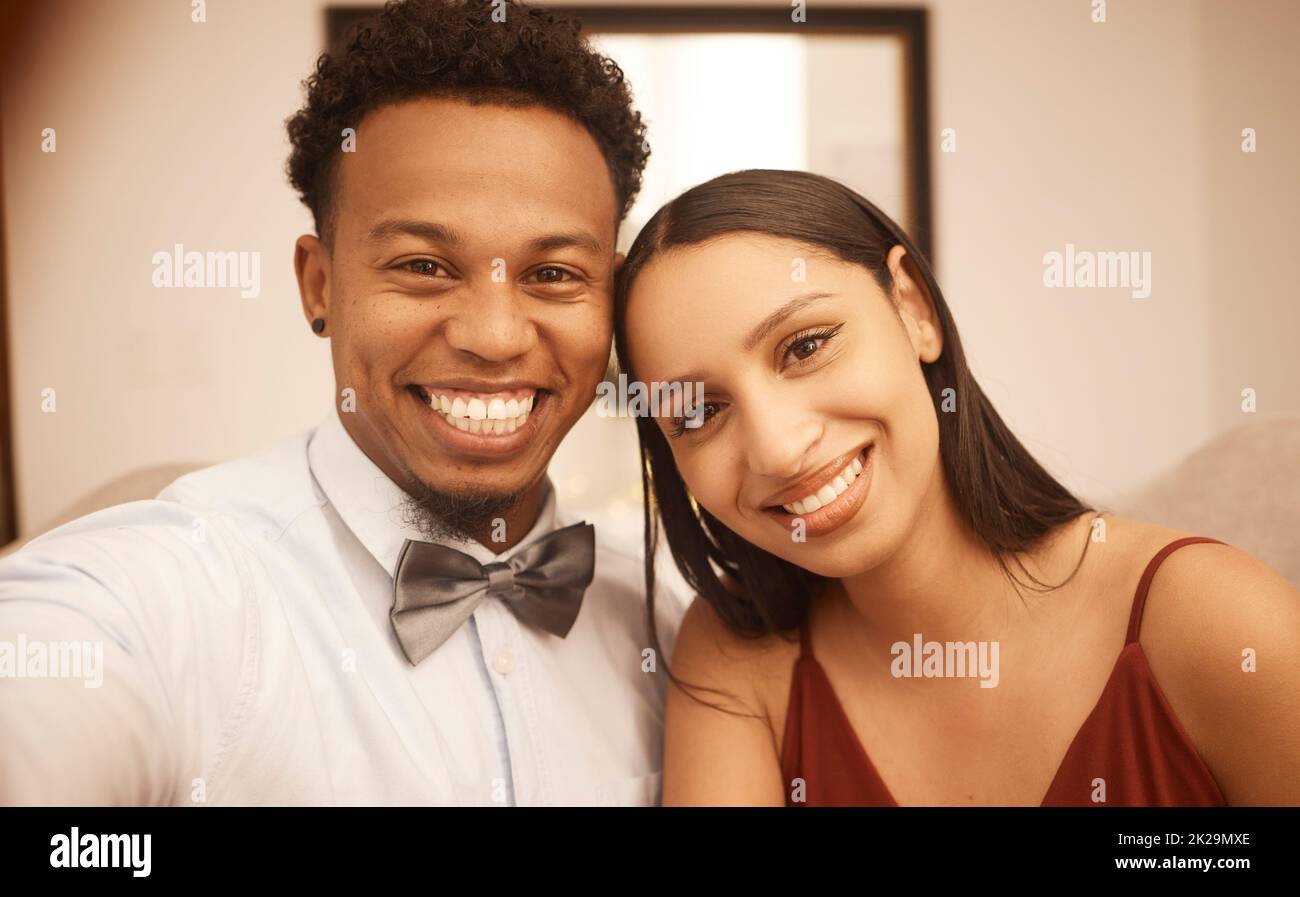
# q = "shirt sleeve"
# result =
<box><xmin>0</xmin><ymin>500</ymin><xmax>254</xmax><ymax>805</ymax></box>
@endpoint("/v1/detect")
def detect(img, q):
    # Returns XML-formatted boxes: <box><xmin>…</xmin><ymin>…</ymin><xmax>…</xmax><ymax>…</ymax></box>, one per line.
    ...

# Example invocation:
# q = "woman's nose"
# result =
<box><xmin>737</xmin><ymin>392</ymin><xmax>823</xmax><ymax>482</ymax></box>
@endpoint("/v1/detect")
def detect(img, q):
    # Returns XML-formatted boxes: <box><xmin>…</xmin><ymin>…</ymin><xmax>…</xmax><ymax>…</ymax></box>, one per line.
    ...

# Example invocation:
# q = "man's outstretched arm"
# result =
<box><xmin>0</xmin><ymin>505</ymin><xmax>251</xmax><ymax>805</ymax></box>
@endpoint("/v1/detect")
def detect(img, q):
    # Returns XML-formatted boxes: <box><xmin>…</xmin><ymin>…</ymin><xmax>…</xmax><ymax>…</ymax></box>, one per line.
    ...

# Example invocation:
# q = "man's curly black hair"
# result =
<box><xmin>285</xmin><ymin>0</ymin><xmax>649</xmax><ymax>245</ymax></box>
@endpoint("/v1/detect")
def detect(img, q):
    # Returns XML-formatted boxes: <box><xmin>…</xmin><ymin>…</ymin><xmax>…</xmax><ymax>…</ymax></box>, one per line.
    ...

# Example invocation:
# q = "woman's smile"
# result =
<box><xmin>761</xmin><ymin>442</ymin><xmax>875</xmax><ymax>538</ymax></box>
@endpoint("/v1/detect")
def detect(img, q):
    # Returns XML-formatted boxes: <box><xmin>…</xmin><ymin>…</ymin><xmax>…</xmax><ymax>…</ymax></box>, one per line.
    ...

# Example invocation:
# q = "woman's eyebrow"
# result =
<box><xmin>742</xmin><ymin>292</ymin><xmax>837</xmax><ymax>351</ymax></box>
<box><xmin>661</xmin><ymin>291</ymin><xmax>840</xmax><ymax>385</ymax></box>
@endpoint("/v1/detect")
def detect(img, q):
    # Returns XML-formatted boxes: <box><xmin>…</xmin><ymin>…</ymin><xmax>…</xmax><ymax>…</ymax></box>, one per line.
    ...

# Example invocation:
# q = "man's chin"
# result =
<box><xmin>397</xmin><ymin>473</ymin><xmax>540</xmax><ymax>545</ymax></box>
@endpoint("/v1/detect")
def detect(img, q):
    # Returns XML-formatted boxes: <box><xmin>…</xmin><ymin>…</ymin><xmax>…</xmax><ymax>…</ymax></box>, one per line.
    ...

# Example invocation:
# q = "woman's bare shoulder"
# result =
<box><xmin>662</xmin><ymin>594</ymin><xmax>801</xmax><ymax>806</ymax></box>
<box><xmin>1080</xmin><ymin>512</ymin><xmax>1249</xmax><ymax>600</ymax></box>
<box><xmin>1049</xmin><ymin>512</ymin><xmax>1199</xmax><ymax>599</ymax></box>
<box><xmin>672</xmin><ymin>592</ymin><xmax>802</xmax><ymax>723</ymax></box>
<box><xmin>1101</xmin><ymin>514</ymin><xmax>1300</xmax><ymax>803</ymax></box>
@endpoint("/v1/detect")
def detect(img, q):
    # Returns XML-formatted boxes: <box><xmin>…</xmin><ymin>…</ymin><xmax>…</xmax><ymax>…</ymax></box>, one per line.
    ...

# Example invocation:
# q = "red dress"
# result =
<box><xmin>780</xmin><ymin>537</ymin><xmax>1229</xmax><ymax>806</ymax></box>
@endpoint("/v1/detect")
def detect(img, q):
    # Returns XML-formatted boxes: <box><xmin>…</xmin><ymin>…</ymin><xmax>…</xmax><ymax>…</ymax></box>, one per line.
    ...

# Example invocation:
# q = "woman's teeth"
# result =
<box><xmin>420</xmin><ymin>389</ymin><xmax>535</xmax><ymax>436</ymax></box>
<box><xmin>781</xmin><ymin>450</ymin><xmax>866</xmax><ymax>515</ymax></box>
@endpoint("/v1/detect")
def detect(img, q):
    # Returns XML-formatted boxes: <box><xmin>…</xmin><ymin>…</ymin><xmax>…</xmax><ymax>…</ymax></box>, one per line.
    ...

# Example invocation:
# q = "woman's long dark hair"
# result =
<box><xmin>612</xmin><ymin>170</ymin><xmax>1094</xmax><ymax>707</ymax></box>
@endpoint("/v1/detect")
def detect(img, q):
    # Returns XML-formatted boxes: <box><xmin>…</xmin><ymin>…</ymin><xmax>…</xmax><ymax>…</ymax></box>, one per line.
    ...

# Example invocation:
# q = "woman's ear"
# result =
<box><xmin>886</xmin><ymin>244</ymin><xmax>942</xmax><ymax>364</ymax></box>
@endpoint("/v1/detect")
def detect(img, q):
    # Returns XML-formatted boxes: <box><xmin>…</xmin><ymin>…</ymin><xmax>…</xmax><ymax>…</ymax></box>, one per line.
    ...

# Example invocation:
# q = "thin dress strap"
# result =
<box><xmin>1126</xmin><ymin>536</ymin><xmax>1226</xmax><ymax>645</ymax></box>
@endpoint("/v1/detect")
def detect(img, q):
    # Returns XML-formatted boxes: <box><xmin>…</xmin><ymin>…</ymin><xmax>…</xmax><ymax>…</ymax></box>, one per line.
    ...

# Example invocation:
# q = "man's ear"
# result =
<box><xmin>295</xmin><ymin>234</ymin><xmax>331</xmax><ymax>334</ymax></box>
<box><xmin>613</xmin><ymin>250</ymin><xmax>627</xmax><ymax>275</ymax></box>
<box><xmin>886</xmin><ymin>244</ymin><xmax>942</xmax><ymax>364</ymax></box>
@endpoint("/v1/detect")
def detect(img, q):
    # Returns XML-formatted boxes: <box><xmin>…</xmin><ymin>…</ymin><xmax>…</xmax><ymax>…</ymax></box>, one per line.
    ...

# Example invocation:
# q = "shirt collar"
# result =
<box><xmin>306</xmin><ymin>408</ymin><xmax>561</xmax><ymax>577</ymax></box>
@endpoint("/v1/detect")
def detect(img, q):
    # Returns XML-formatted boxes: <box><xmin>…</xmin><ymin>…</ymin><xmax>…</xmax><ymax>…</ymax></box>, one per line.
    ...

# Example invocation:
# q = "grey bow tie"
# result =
<box><xmin>390</xmin><ymin>521</ymin><xmax>596</xmax><ymax>665</ymax></box>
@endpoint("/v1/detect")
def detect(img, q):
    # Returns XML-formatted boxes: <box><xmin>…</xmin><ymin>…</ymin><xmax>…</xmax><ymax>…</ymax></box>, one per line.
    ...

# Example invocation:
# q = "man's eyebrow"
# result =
<box><xmin>742</xmin><ymin>292</ymin><xmax>837</xmax><ymax>352</ymax></box>
<box><xmin>527</xmin><ymin>231</ymin><xmax>606</xmax><ymax>255</ymax></box>
<box><xmin>362</xmin><ymin>221</ymin><xmax>604</xmax><ymax>255</ymax></box>
<box><xmin>364</xmin><ymin>219</ymin><xmax>464</xmax><ymax>245</ymax></box>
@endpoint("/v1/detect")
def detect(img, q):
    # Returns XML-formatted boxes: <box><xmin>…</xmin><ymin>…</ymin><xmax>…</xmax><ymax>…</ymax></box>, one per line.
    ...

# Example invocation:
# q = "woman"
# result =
<box><xmin>612</xmin><ymin>169</ymin><xmax>1300</xmax><ymax>806</ymax></box>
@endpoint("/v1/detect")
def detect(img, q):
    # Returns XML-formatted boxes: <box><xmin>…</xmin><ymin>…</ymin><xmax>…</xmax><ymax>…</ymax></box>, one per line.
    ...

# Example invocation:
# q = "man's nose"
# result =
<box><xmin>442</xmin><ymin>280</ymin><xmax>539</xmax><ymax>363</ymax></box>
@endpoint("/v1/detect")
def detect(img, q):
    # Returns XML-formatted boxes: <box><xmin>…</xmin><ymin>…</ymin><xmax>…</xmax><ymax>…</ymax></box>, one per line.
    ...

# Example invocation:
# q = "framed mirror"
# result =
<box><xmin>326</xmin><ymin>5</ymin><xmax>933</xmax><ymax>259</ymax></box>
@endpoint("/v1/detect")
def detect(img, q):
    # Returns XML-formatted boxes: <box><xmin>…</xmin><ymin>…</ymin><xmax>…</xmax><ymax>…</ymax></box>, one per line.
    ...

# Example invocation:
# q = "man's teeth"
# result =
<box><xmin>423</xmin><ymin>390</ymin><xmax>536</xmax><ymax>435</ymax></box>
<box><xmin>782</xmin><ymin>451</ymin><xmax>866</xmax><ymax>515</ymax></box>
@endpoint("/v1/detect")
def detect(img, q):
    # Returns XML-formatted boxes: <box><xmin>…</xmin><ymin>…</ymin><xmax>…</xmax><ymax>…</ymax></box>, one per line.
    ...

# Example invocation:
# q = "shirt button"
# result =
<box><xmin>493</xmin><ymin>649</ymin><xmax>515</xmax><ymax>676</ymax></box>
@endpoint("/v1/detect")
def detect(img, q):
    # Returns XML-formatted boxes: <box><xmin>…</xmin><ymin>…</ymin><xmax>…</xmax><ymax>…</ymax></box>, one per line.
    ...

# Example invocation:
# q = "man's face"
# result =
<box><xmin>304</xmin><ymin>97</ymin><xmax>619</xmax><ymax>516</ymax></box>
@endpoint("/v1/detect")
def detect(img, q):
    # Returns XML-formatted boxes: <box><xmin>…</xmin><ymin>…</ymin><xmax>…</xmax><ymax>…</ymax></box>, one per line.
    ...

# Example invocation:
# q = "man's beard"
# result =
<box><xmin>398</xmin><ymin>474</ymin><xmax>537</xmax><ymax>545</ymax></box>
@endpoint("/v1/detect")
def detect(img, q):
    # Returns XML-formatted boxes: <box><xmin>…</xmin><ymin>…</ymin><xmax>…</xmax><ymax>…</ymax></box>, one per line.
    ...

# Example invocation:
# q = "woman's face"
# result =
<box><xmin>624</xmin><ymin>233</ymin><xmax>945</xmax><ymax>578</ymax></box>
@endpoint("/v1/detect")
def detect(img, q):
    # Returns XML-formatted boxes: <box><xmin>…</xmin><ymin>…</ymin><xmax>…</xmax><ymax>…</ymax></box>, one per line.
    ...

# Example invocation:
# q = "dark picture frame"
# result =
<box><xmin>0</xmin><ymin>117</ymin><xmax>16</xmax><ymax>545</ymax></box>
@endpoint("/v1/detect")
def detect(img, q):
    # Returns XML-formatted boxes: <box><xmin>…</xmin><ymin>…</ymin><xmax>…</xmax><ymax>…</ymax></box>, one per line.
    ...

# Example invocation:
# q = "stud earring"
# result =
<box><xmin>311</xmin><ymin>318</ymin><xmax>326</xmax><ymax>334</ymax></box>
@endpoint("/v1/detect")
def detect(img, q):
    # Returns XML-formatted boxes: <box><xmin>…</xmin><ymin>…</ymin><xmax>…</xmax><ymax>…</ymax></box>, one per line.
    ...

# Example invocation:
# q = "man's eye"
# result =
<box><xmin>529</xmin><ymin>266</ymin><xmax>576</xmax><ymax>284</ymax></box>
<box><xmin>401</xmin><ymin>259</ymin><xmax>447</xmax><ymax>277</ymax></box>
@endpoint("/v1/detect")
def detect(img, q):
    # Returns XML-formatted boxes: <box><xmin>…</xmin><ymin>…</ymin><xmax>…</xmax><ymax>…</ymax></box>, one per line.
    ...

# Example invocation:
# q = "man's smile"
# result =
<box><xmin>407</xmin><ymin>382</ymin><xmax>555</xmax><ymax>457</ymax></box>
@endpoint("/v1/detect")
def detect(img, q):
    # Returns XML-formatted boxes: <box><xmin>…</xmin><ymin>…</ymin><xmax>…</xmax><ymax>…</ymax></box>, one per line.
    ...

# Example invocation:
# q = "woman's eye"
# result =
<box><xmin>782</xmin><ymin>324</ymin><xmax>844</xmax><ymax>366</ymax></box>
<box><xmin>670</xmin><ymin>400</ymin><xmax>721</xmax><ymax>437</ymax></box>
<box><xmin>788</xmin><ymin>337</ymin><xmax>822</xmax><ymax>360</ymax></box>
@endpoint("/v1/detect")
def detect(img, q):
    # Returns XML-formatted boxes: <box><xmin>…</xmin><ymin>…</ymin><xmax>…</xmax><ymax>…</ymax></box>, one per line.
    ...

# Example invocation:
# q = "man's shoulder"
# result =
<box><xmin>10</xmin><ymin>427</ymin><xmax>322</xmax><ymax>570</ymax></box>
<box><xmin>580</xmin><ymin>509</ymin><xmax>692</xmax><ymax>634</ymax></box>
<box><xmin>155</xmin><ymin>427</ymin><xmax>322</xmax><ymax>536</ymax></box>
<box><xmin>587</xmin><ymin>512</ymin><xmax>684</xmax><ymax>584</ymax></box>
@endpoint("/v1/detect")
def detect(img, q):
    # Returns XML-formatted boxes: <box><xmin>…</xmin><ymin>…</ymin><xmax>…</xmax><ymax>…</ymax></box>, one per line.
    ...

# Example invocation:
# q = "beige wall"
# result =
<box><xmin>2</xmin><ymin>0</ymin><xmax>1296</xmax><ymax>534</ymax></box>
<box><xmin>2</xmin><ymin>0</ymin><xmax>334</xmax><ymax>533</ymax></box>
<box><xmin>1198</xmin><ymin>0</ymin><xmax>1300</xmax><ymax>436</ymax></box>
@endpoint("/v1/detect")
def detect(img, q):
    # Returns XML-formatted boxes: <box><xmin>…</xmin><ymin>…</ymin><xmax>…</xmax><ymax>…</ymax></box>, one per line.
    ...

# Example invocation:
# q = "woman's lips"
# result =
<box><xmin>763</xmin><ymin>444</ymin><xmax>875</xmax><ymax>538</ymax></box>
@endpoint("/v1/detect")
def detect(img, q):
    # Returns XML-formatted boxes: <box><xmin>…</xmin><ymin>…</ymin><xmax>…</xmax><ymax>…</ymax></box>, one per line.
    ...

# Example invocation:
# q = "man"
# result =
<box><xmin>0</xmin><ymin>0</ymin><xmax>688</xmax><ymax>805</ymax></box>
